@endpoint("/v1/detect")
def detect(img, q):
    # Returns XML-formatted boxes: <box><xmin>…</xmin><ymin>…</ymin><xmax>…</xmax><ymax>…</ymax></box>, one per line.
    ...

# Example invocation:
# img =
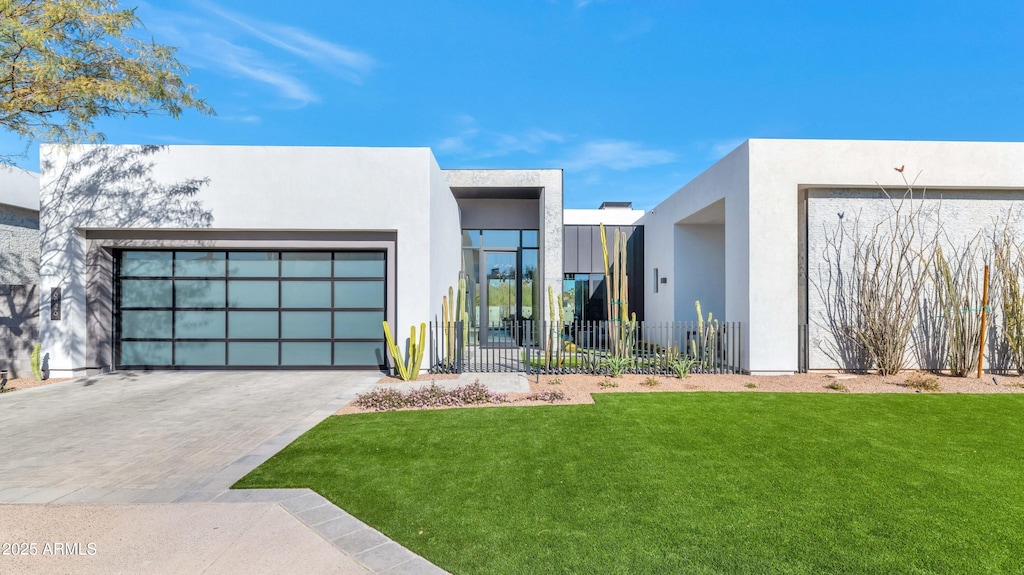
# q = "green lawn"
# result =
<box><xmin>235</xmin><ymin>393</ymin><xmax>1024</xmax><ymax>574</ymax></box>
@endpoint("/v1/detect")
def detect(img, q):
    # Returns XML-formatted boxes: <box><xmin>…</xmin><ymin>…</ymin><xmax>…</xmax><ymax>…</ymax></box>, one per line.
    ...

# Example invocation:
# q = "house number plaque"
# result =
<box><xmin>50</xmin><ymin>287</ymin><xmax>62</xmax><ymax>321</ymax></box>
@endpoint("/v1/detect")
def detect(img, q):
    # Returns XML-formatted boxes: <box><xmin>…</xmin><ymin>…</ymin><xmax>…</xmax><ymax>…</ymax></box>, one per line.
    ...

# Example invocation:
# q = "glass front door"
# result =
<box><xmin>482</xmin><ymin>251</ymin><xmax>517</xmax><ymax>346</ymax></box>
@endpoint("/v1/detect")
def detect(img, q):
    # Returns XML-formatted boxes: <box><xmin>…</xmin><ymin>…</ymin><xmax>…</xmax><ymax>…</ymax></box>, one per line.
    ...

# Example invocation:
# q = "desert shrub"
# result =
<box><xmin>641</xmin><ymin>377</ymin><xmax>661</xmax><ymax>387</ymax></box>
<box><xmin>905</xmin><ymin>373</ymin><xmax>941</xmax><ymax>392</ymax></box>
<box><xmin>354</xmin><ymin>382</ymin><xmax>509</xmax><ymax>412</ymax></box>
<box><xmin>671</xmin><ymin>357</ymin><xmax>698</xmax><ymax>379</ymax></box>
<box><xmin>744</xmin><ymin>382</ymin><xmax>757</xmax><ymax>389</ymax></box>
<box><xmin>995</xmin><ymin>229</ymin><xmax>1024</xmax><ymax>375</ymax></box>
<box><xmin>934</xmin><ymin>241</ymin><xmax>985</xmax><ymax>377</ymax></box>
<box><xmin>816</xmin><ymin>174</ymin><xmax>939</xmax><ymax>375</ymax></box>
<box><xmin>548</xmin><ymin>377</ymin><xmax>563</xmax><ymax>385</ymax></box>
<box><xmin>824</xmin><ymin>381</ymin><xmax>849</xmax><ymax>392</ymax></box>
<box><xmin>599</xmin><ymin>378</ymin><xmax>618</xmax><ymax>389</ymax></box>
<box><xmin>525</xmin><ymin>390</ymin><xmax>567</xmax><ymax>403</ymax></box>
<box><xmin>601</xmin><ymin>356</ymin><xmax>632</xmax><ymax>378</ymax></box>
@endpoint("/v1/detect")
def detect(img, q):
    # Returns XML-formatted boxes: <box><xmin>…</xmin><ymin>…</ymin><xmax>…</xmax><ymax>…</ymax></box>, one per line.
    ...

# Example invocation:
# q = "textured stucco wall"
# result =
<box><xmin>0</xmin><ymin>204</ymin><xmax>39</xmax><ymax>284</ymax></box>
<box><xmin>0</xmin><ymin>284</ymin><xmax>39</xmax><ymax>378</ymax></box>
<box><xmin>643</xmin><ymin>139</ymin><xmax>1024</xmax><ymax>374</ymax></box>
<box><xmin>806</xmin><ymin>187</ymin><xmax>1024</xmax><ymax>370</ymax></box>
<box><xmin>639</xmin><ymin>144</ymin><xmax>750</xmax><ymax>366</ymax></box>
<box><xmin>39</xmin><ymin>144</ymin><xmax>461</xmax><ymax>376</ymax></box>
<box><xmin>444</xmin><ymin>169</ymin><xmax>563</xmax><ymax>326</ymax></box>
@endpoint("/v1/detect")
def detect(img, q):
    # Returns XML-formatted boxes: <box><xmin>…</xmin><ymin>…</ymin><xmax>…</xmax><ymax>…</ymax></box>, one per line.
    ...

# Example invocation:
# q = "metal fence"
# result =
<box><xmin>798</xmin><ymin>324</ymin><xmax>809</xmax><ymax>373</ymax></box>
<box><xmin>427</xmin><ymin>320</ymin><xmax>743</xmax><ymax>375</ymax></box>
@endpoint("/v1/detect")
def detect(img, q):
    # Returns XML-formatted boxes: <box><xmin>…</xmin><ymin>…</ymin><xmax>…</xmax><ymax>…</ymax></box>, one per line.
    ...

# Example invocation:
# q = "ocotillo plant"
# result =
<box><xmin>600</xmin><ymin>223</ymin><xmax>638</xmax><ymax>359</ymax></box>
<box><xmin>996</xmin><ymin>229</ymin><xmax>1024</xmax><ymax>375</ymax></box>
<box><xmin>440</xmin><ymin>276</ymin><xmax>469</xmax><ymax>370</ymax></box>
<box><xmin>383</xmin><ymin>321</ymin><xmax>425</xmax><ymax>381</ymax></box>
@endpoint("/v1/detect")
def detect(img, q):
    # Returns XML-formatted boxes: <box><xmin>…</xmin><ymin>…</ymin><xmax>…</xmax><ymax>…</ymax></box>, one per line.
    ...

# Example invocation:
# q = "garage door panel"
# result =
<box><xmin>228</xmin><ymin>311</ymin><xmax>278</xmax><ymax>338</ymax></box>
<box><xmin>228</xmin><ymin>342</ymin><xmax>279</xmax><ymax>366</ymax></box>
<box><xmin>228</xmin><ymin>252</ymin><xmax>278</xmax><ymax>277</ymax></box>
<box><xmin>228</xmin><ymin>281</ymin><xmax>279</xmax><ymax>308</ymax></box>
<box><xmin>175</xmin><ymin>342</ymin><xmax>226</xmax><ymax>366</ymax></box>
<box><xmin>175</xmin><ymin>311</ymin><xmax>226</xmax><ymax>339</ymax></box>
<box><xmin>121</xmin><ymin>310</ymin><xmax>172</xmax><ymax>339</ymax></box>
<box><xmin>174</xmin><ymin>251</ymin><xmax>226</xmax><ymax>277</ymax></box>
<box><xmin>122</xmin><ymin>341</ymin><xmax>172</xmax><ymax>365</ymax></box>
<box><xmin>121</xmin><ymin>280</ymin><xmax>172</xmax><ymax>307</ymax></box>
<box><xmin>116</xmin><ymin>250</ymin><xmax>387</xmax><ymax>369</ymax></box>
<box><xmin>282</xmin><ymin>281</ymin><xmax>331</xmax><ymax>308</ymax></box>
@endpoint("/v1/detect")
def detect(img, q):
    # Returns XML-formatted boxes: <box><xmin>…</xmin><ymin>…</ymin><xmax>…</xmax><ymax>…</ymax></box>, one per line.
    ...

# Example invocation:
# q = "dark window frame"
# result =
<box><xmin>114</xmin><ymin>249</ymin><xmax>388</xmax><ymax>370</ymax></box>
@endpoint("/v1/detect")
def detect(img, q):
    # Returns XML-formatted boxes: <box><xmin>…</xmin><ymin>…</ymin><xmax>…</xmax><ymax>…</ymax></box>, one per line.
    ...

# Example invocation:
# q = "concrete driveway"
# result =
<box><xmin>0</xmin><ymin>371</ymin><xmax>450</xmax><ymax>574</ymax></box>
<box><xmin>0</xmin><ymin>370</ymin><xmax>376</xmax><ymax>504</ymax></box>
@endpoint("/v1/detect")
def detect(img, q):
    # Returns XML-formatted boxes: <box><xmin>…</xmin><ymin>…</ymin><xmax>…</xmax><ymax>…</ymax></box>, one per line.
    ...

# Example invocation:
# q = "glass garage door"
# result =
<box><xmin>115</xmin><ymin>250</ymin><xmax>386</xmax><ymax>369</ymax></box>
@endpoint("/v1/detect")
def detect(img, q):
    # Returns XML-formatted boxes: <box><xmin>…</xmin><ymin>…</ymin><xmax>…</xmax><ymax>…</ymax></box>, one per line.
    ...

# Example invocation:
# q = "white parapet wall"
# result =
<box><xmin>643</xmin><ymin>139</ymin><xmax>1024</xmax><ymax>374</ymax></box>
<box><xmin>38</xmin><ymin>145</ymin><xmax>461</xmax><ymax>376</ymax></box>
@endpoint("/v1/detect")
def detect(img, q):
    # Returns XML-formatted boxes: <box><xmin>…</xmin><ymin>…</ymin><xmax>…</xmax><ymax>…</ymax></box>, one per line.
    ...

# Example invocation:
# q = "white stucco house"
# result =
<box><xmin>5</xmin><ymin>138</ymin><xmax>1022</xmax><ymax>378</ymax></box>
<box><xmin>640</xmin><ymin>139</ymin><xmax>1024</xmax><ymax>374</ymax></box>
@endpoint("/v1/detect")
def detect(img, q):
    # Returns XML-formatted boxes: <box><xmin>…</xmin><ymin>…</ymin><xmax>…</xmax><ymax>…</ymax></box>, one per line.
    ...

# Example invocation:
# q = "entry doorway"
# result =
<box><xmin>461</xmin><ymin>229</ymin><xmax>539</xmax><ymax>348</ymax></box>
<box><xmin>480</xmin><ymin>250</ymin><xmax>518</xmax><ymax>346</ymax></box>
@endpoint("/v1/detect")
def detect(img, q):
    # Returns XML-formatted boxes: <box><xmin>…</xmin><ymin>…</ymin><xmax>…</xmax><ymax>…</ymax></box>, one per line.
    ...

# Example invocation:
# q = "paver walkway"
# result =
<box><xmin>0</xmin><ymin>371</ymin><xmax>451</xmax><ymax>574</ymax></box>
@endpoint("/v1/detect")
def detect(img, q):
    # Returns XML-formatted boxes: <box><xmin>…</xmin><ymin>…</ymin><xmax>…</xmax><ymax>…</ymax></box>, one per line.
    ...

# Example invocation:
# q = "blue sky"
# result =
<box><xmin>6</xmin><ymin>0</ymin><xmax>1024</xmax><ymax>209</ymax></box>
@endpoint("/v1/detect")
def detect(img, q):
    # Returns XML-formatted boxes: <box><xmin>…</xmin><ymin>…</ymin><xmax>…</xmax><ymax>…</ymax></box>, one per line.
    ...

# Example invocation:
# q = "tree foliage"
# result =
<box><xmin>0</xmin><ymin>0</ymin><xmax>212</xmax><ymax>158</ymax></box>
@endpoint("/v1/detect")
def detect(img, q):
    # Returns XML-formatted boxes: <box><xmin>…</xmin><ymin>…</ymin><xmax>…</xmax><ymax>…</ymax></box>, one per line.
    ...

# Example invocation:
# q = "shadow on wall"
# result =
<box><xmin>39</xmin><ymin>145</ymin><xmax>213</xmax><ymax>370</ymax></box>
<box><xmin>0</xmin><ymin>284</ymin><xmax>39</xmax><ymax>378</ymax></box>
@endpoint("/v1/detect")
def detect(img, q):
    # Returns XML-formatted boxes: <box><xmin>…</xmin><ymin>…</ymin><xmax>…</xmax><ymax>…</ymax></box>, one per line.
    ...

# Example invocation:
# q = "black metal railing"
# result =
<box><xmin>428</xmin><ymin>320</ymin><xmax>743</xmax><ymax>375</ymax></box>
<box><xmin>798</xmin><ymin>324</ymin><xmax>809</xmax><ymax>373</ymax></box>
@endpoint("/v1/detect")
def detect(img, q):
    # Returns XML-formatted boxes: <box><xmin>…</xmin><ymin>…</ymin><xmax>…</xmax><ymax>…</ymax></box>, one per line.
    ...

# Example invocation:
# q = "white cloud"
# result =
<box><xmin>205</xmin><ymin>37</ymin><xmax>317</xmax><ymax>104</ymax></box>
<box><xmin>560</xmin><ymin>140</ymin><xmax>676</xmax><ymax>171</ymax></box>
<box><xmin>138</xmin><ymin>1</ymin><xmax>374</xmax><ymax>105</ymax></box>
<box><xmin>436</xmin><ymin>116</ymin><xmax>563</xmax><ymax>159</ymax></box>
<box><xmin>196</xmin><ymin>1</ymin><xmax>375</xmax><ymax>84</ymax></box>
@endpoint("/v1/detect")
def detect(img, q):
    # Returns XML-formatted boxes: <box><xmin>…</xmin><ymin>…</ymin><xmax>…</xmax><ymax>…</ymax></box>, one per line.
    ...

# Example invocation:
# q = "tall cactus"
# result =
<box><xmin>383</xmin><ymin>321</ymin><xmax>425</xmax><ymax>381</ymax></box>
<box><xmin>440</xmin><ymin>276</ymin><xmax>469</xmax><ymax>370</ymax></box>
<box><xmin>600</xmin><ymin>223</ymin><xmax>638</xmax><ymax>359</ymax></box>
<box><xmin>690</xmin><ymin>301</ymin><xmax>719</xmax><ymax>371</ymax></box>
<box><xmin>546</xmin><ymin>285</ymin><xmax>566</xmax><ymax>368</ymax></box>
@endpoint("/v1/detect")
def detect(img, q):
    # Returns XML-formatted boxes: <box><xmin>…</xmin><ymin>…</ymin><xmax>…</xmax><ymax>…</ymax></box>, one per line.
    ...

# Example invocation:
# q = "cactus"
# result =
<box><xmin>545</xmin><ymin>285</ymin><xmax>566</xmax><ymax>368</ymax></box>
<box><xmin>600</xmin><ymin>223</ymin><xmax>638</xmax><ymax>360</ymax></box>
<box><xmin>691</xmin><ymin>301</ymin><xmax>719</xmax><ymax>371</ymax></box>
<box><xmin>383</xmin><ymin>321</ymin><xmax>425</xmax><ymax>381</ymax></box>
<box><xmin>439</xmin><ymin>276</ymin><xmax>469</xmax><ymax>371</ymax></box>
<box><xmin>30</xmin><ymin>343</ymin><xmax>42</xmax><ymax>381</ymax></box>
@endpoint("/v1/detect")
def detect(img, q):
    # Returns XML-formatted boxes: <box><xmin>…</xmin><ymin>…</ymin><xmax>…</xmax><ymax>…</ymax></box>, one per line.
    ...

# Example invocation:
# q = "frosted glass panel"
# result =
<box><xmin>229</xmin><ymin>342</ymin><xmax>279</xmax><ymax>366</ymax></box>
<box><xmin>121</xmin><ymin>311</ymin><xmax>171</xmax><ymax>339</ymax></box>
<box><xmin>228</xmin><ymin>311</ymin><xmax>279</xmax><ymax>338</ymax></box>
<box><xmin>334</xmin><ymin>342</ymin><xmax>385</xmax><ymax>366</ymax></box>
<box><xmin>281</xmin><ymin>342</ymin><xmax>331</xmax><ymax>365</ymax></box>
<box><xmin>121</xmin><ymin>341</ymin><xmax>172</xmax><ymax>365</ymax></box>
<box><xmin>281</xmin><ymin>253</ymin><xmax>332</xmax><ymax>277</ymax></box>
<box><xmin>228</xmin><ymin>252</ymin><xmax>279</xmax><ymax>277</ymax></box>
<box><xmin>282</xmin><ymin>312</ymin><xmax>331</xmax><ymax>338</ymax></box>
<box><xmin>121</xmin><ymin>280</ymin><xmax>172</xmax><ymax>308</ymax></box>
<box><xmin>334</xmin><ymin>281</ymin><xmax>384</xmax><ymax>309</ymax></box>
<box><xmin>334</xmin><ymin>311</ymin><xmax>384</xmax><ymax>339</ymax></box>
<box><xmin>175</xmin><ymin>252</ymin><xmax>226</xmax><ymax>277</ymax></box>
<box><xmin>282</xmin><ymin>281</ymin><xmax>332</xmax><ymax>308</ymax></box>
<box><xmin>175</xmin><ymin>280</ymin><xmax>226</xmax><ymax>308</ymax></box>
<box><xmin>175</xmin><ymin>311</ymin><xmax>226</xmax><ymax>339</ymax></box>
<box><xmin>174</xmin><ymin>342</ymin><xmax>225</xmax><ymax>366</ymax></box>
<box><xmin>334</xmin><ymin>252</ymin><xmax>385</xmax><ymax>278</ymax></box>
<box><xmin>228</xmin><ymin>281</ymin><xmax>278</xmax><ymax>308</ymax></box>
<box><xmin>121</xmin><ymin>252</ymin><xmax>172</xmax><ymax>277</ymax></box>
